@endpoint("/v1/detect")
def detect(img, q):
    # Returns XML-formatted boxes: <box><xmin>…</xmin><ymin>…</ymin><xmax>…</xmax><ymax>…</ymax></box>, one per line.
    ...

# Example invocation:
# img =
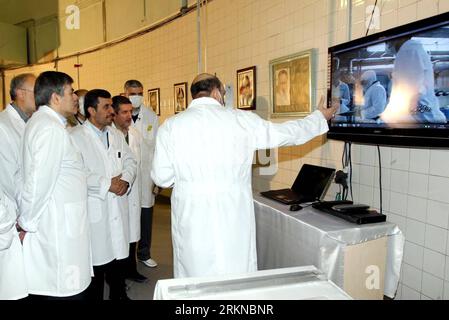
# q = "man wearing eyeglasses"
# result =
<box><xmin>0</xmin><ymin>74</ymin><xmax>37</xmax><ymax>298</ymax></box>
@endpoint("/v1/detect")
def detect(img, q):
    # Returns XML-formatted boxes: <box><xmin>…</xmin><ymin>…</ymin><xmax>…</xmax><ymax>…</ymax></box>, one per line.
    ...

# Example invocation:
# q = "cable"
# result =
<box><xmin>365</xmin><ymin>0</ymin><xmax>378</xmax><ymax>36</ymax></box>
<box><xmin>377</xmin><ymin>145</ymin><xmax>383</xmax><ymax>215</ymax></box>
<box><xmin>348</xmin><ymin>142</ymin><xmax>353</xmax><ymax>201</ymax></box>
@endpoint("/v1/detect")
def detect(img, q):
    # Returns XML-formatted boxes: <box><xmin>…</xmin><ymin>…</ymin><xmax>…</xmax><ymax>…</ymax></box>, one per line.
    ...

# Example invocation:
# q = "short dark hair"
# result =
<box><xmin>9</xmin><ymin>73</ymin><xmax>35</xmax><ymax>101</ymax></box>
<box><xmin>84</xmin><ymin>89</ymin><xmax>111</xmax><ymax>118</ymax></box>
<box><xmin>124</xmin><ymin>80</ymin><xmax>143</xmax><ymax>90</ymax></box>
<box><xmin>112</xmin><ymin>95</ymin><xmax>132</xmax><ymax>114</ymax></box>
<box><xmin>190</xmin><ymin>76</ymin><xmax>222</xmax><ymax>99</ymax></box>
<box><xmin>34</xmin><ymin>71</ymin><xmax>73</xmax><ymax>107</ymax></box>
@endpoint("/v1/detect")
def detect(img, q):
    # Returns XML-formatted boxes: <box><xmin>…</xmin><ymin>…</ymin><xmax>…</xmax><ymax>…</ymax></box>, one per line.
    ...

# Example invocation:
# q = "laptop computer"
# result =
<box><xmin>260</xmin><ymin>164</ymin><xmax>336</xmax><ymax>205</ymax></box>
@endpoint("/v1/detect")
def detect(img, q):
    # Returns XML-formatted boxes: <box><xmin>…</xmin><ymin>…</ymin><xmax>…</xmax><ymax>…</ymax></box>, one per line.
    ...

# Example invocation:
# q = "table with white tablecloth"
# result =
<box><xmin>254</xmin><ymin>194</ymin><xmax>404</xmax><ymax>299</ymax></box>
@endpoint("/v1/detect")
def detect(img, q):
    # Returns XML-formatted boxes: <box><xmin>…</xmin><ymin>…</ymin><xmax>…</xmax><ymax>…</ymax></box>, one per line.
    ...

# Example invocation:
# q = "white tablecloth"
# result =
<box><xmin>154</xmin><ymin>266</ymin><xmax>352</xmax><ymax>300</ymax></box>
<box><xmin>254</xmin><ymin>195</ymin><xmax>404</xmax><ymax>298</ymax></box>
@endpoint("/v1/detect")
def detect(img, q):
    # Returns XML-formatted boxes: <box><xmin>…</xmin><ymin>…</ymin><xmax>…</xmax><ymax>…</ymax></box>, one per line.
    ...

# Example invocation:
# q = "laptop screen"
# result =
<box><xmin>291</xmin><ymin>164</ymin><xmax>336</xmax><ymax>201</ymax></box>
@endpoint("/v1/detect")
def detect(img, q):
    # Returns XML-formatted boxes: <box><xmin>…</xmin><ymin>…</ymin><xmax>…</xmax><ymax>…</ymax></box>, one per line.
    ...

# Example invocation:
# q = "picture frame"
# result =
<box><xmin>148</xmin><ymin>88</ymin><xmax>160</xmax><ymax>116</ymax></box>
<box><xmin>174</xmin><ymin>82</ymin><xmax>188</xmax><ymax>114</ymax></box>
<box><xmin>236</xmin><ymin>66</ymin><xmax>256</xmax><ymax>110</ymax></box>
<box><xmin>269</xmin><ymin>49</ymin><xmax>316</xmax><ymax>118</ymax></box>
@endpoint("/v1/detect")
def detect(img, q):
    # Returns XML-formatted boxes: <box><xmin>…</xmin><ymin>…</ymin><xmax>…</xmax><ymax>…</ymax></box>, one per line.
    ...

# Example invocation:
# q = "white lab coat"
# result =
<box><xmin>131</xmin><ymin>106</ymin><xmax>159</xmax><ymax>208</ymax></box>
<box><xmin>19</xmin><ymin>106</ymin><xmax>92</xmax><ymax>297</ymax></box>
<box><xmin>0</xmin><ymin>104</ymin><xmax>26</xmax><ymax>205</ymax></box>
<box><xmin>0</xmin><ymin>190</ymin><xmax>27</xmax><ymax>300</ymax></box>
<box><xmin>126</xmin><ymin>127</ymin><xmax>142</xmax><ymax>243</ymax></box>
<box><xmin>361</xmin><ymin>81</ymin><xmax>387</xmax><ymax>120</ymax></box>
<box><xmin>151</xmin><ymin>97</ymin><xmax>328</xmax><ymax>278</ymax></box>
<box><xmin>71</xmin><ymin>122</ymin><xmax>137</xmax><ymax>265</ymax></box>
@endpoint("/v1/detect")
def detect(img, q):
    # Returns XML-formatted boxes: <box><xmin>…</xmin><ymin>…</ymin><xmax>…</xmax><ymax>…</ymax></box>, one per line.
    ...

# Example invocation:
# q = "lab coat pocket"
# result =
<box><xmin>64</xmin><ymin>201</ymin><xmax>88</xmax><ymax>239</ymax></box>
<box><xmin>87</xmin><ymin>198</ymin><xmax>102</xmax><ymax>224</ymax></box>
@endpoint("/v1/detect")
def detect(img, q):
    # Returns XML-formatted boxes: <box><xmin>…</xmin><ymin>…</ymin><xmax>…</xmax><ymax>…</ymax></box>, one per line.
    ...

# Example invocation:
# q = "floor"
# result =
<box><xmin>120</xmin><ymin>198</ymin><xmax>174</xmax><ymax>300</ymax></box>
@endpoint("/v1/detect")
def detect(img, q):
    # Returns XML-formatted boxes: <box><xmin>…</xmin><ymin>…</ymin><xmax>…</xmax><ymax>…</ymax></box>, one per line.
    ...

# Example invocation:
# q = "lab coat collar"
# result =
<box><xmin>39</xmin><ymin>105</ymin><xmax>67</xmax><ymax>127</ymax></box>
<box><xmin>188</xmin><ymin>97</ymin><xmax>223</xmax><ymax>109</ymax></box>
<box><xmin>8</xmin><ymin>103</ymin><xmax>30</xmax><ymax>123</ymax></box>
<box><xmin>5</xmin><ymin>104</ymin><xmax>26</xmax><ymax>124</ymax></box>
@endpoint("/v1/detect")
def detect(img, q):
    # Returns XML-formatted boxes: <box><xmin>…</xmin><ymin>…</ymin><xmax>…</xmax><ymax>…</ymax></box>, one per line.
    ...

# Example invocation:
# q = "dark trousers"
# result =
<box><xmin>87</xmin><ymin>260</ymin><xmax>126</xmax><ymax>300</ymax></box>
<box><xmin>137</xmin><ymin>207</ymin><xmax>153</xmax><ymax>261</ymax></box>
<box><xmin>123</xmin><ymin>242</ymin><xmax>138</xmax><ymax>276</ymax></box>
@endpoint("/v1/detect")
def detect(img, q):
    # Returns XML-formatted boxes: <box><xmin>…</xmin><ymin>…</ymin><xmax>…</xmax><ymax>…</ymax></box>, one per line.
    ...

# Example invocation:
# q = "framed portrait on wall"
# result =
<box><xmin>270</xmin><ymin>49</ymin><xmax>316</xmax><ymax>117</ymax></box>
<box><xmin>148</xmin><ymin>88</ymin><xmax>160</xmax><ymax>115</ymax></box>
<box><xmin>174</xmin><ymin>82</ymin><xmax>188</xmax><ymax>113</ymax></box>
<box><xmin>236</xmin><ymin>66</ymin><xmax>256</xmax><ymax>110</ymax></box>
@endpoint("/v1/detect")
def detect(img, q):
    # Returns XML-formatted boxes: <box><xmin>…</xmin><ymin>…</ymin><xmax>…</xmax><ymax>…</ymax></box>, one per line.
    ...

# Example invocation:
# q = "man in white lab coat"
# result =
<box><xmin>360</xmin><ymin>70</ymin><xmax>387</xmax><ymax>121</ymax></box>
<box><xmin>71</xmin><ymin>89</ymin><xmax>137</xmax><ymax>300</ymax></box>
<box><xmin>18</xmin><ymin>71</ymin><xmax>92</xmax><ymax>299</ymax></box>
<box><xmin>0</xmin><ymin>188</ymin><xmax>27</xmax><ymax>300</ymax></box>
<box><xmin>112</xmin><ymin>95</ymin><xmax>147</xmax><ymax>283</ymax></box>
<box><xmin>0</xmin><ymin>73</ymin><xmax>36</xmax><ymax>300</ymax></box>
<box><xmin>0</xmin><ymin>73</ymin><xmax>36</xmax><ymax>205</ymax></box>
<box><xmin>151</xmin><ymin>73</ymin><xmax>337</xmax><ymax>279</ymax></box>
<box><xmin>124</xmin><ymin>80</ymin><xmax>159</xmax><ymax>269</ymax></box>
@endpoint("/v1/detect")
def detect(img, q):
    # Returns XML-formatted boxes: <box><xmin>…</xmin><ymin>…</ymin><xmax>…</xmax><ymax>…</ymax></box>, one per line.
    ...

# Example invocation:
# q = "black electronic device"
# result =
<box><xmin>332</xmin><ymin>203</ymin><xmax>370</xmax><ymax>214</ymax></box>
<box><xmin>327</xmin><ymin>11</ymin><xmax>449</xmax><ymax>147</ymax></box>
<box><xmin>313</xmin><ymin>201</ymin><xmax>386</xmax><ymax>224</ymax></box>
<box><xmin>260</xmin><ymin>164</ymin><xmax>336</xmax><ymax>205</ymax></box>
<box><xmin>289</xmin><ymin>204</ymin><xmax>303</xmax><ymax>211</ymax></box>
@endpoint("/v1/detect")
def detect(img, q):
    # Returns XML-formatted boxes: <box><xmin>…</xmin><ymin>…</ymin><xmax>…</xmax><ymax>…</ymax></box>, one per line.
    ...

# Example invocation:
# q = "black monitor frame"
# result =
<box><xmin>327</xmin><ymin>11</ymin><xmax>449</xmax><ymax>148</ymax></box>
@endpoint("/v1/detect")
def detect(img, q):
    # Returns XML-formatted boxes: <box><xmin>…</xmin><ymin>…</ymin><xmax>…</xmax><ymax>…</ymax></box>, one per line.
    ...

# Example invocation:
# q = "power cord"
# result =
<box><xmin>377</xmin><ymin>145</ymin><xmax>383</xmax><ymax>215</ymax></box>
<box><xmin>365</xmin><ymin>0</ymin><xmax>379</xmax><ymax>36</ymax></box>
<box><xmin>336</xmin><ymin>141</ymin><xmax>353</xmax><ymax>201</ymax></box>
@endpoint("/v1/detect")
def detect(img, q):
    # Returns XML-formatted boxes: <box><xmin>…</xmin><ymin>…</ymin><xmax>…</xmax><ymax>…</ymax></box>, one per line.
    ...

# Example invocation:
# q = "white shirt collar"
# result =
<box><xmin>188</xmin><ymin>97</ymin><xmax>223</xmax><ymax>109</ymax></box>
<box><xmin>39</xmin><ymin>105</ymin><xmax>67</xmax><ymax>127</ymax></box>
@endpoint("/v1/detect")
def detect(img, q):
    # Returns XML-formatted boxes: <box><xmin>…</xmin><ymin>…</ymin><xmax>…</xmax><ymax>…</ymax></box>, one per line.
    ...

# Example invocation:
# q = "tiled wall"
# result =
<box><xmin>3</xmin><ymin>0</ymin><xmax>449</xmax><ymax>299</ymax></box>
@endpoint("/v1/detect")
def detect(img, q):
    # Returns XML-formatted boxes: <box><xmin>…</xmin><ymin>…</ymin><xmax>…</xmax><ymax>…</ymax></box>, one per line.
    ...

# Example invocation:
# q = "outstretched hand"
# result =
<box><xmin>317</xmin><ymin>96</ymin><xmax>339</xmax><ymax>121</ymax></box>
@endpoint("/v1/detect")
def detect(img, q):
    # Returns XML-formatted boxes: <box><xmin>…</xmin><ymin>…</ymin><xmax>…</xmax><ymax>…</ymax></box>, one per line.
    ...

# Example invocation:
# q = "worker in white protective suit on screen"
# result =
<box><xmin>381</xmin><ymin>39</ymin><xmax>446</xmax><ymax>124</ymax></box>
<box><xmin>360</xmin><ymin>70</ymin><xmax>387</xmax><ymax>121</ymax></box>
<box><xmin>151</xmin><ymin>73</ymin><xmax>338</xmax><ymax>278</ymax></box>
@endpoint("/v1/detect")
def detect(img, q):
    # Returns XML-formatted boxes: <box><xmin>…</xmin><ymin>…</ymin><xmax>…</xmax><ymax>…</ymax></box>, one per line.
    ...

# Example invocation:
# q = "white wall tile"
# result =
<box><xmin>426</xmin><ymin>201</ymin><xmax>449</xmax><ymax>229</ymax></box>
<box><xmin>446</xmin><ymin>256</ymin><xmax>449</xmax><ymax>281</ymax></box>
<box><xmin>407</xmin><ymin>173</ymin><xmax>428</xmax><ymax>198</ymax></box>
<box><xmin>409</xmin><ymin>149</ymin><xmax>430</xmax><ymax>174</ymax></box>
<box><xmin>440</xmin><ymin>0</ymin><xmax>449</xmax><ymax>12</ymax></box>
<box><xmin>417</xmin><ymin>0</ymin><xmax>439</xmax><ymax>19</ymax></box>
<box><xmin>360</xmin><ymin>144</ymin><xmax>376</xmax><ymax>166</ymax></box>
<box><xmin>424</xmin><ymin>225</ymin><xmax>447</xmax><ymax>254</ymax></box>
<box><xmin>428</xmin><ymin>176</ymin><xmax>449</xmax><ymax>204</ymax></box>
<box><xmin>422</xmin><ymin>248</ymin><xmax>445</xmax><ymax>279</ymax></box>
<box><xmin>401</xmin><ymin>284</ymin><xmax>420</xmax><ymax>300</ymax></box>
<box><xmin>359</xmin><ymin>184</ymin><xmax>374</xmax><ymax>206</ymax></box>
<box><xmin>406</xmin><ymin>196</ymin><xmax>427</xmax><ymax>222</ymax></box>
<box><xmin>390</xmin><ymin>170</ymin><xmax>409</xmax><ymax>193</ymax></box>
<box><xmin>359</xmin><ymin>165</ymin><xmax>375</xmax><ymax>186</ymax></box>
<box><xmin>403</xmin><ymin>241</ymin><xmax>424</xmax><ymax>269</ymax></box>
<box><xmin>444</xmin><ymin>281</ymin><xmax>449</xmax><ymax>300</ymax></box>
<box><xmin>406</xmin><ymin>219</ymin><xmax>426</xmax><ymax>245</ymax></box>
<box><xmin>402</xmin><ymin>263</ymin><xmax>422</xmax><ymax>291</ymax></box>
<box><xmin>373</xmin><ymin>188</ymin><xmax>390</xmax><ymax>212</ymax></box>
<box><xmin>422</xmin><ymin>272</ymin><xmax>444</xmax><ymax>300</ymax></box>
<box><xmin>429</xmin><ymin>150</ymin><xmax>449</xmax><ymax>178</ymax></box>
<box><xmin>390</xmin><ymin>148</ymin><xmax>410</xmax><ymax>171</ymax></box>
<box><xmin>390</xmin><ymin>192</ymin><xmax>408</xmax><ymax>216</ymax></box>
<box><xmin>387</xmin><ymin>213</ymin><xmax>407</xmax><ymax>236</ymax></box>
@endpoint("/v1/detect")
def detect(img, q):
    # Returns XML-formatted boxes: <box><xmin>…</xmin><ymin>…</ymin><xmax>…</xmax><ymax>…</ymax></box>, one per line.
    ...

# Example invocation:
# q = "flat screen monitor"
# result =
<box><xmin>327</xmin><ymin>11</ymin><xmax>449</xmax><ymax>147</ymax></box>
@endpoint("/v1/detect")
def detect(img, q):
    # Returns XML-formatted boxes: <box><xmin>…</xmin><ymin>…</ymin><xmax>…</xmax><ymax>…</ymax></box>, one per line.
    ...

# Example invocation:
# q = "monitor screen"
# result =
<box><xmin>327</xmin><ymin>11</ymin><xmax>449</xmax><ymax>147</ymax></box>
<box><xmin>292</xmin><ymin>164</ymin><xmax>335</xmax><ymax>201</ymax></box>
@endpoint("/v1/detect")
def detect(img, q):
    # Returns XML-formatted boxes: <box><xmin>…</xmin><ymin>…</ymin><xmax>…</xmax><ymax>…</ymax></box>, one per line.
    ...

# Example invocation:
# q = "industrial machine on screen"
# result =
<box><xmin>327</xmin><ymin>11</ymin><xmax>449</xmax><ymax>147</ymax></box>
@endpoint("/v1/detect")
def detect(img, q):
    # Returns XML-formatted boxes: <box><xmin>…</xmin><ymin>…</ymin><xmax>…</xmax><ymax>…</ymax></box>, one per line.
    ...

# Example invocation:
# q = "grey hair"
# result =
<box><xmin>124</xmin><ymin>80</ymin><xmax>143</xmax><ymax>90</ymax></box>
<box><xmin>9</xmin><ymin>73</ymin><xmax>35</xmax><ymax>101</ymax></box>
